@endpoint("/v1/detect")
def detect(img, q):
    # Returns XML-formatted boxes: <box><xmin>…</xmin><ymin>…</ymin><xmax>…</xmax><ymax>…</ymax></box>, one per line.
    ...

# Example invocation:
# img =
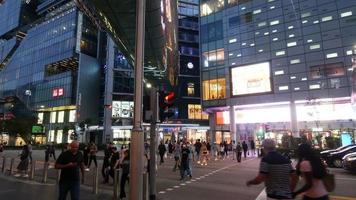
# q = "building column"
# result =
<box><xmin>209</xmin><ymin>112</ymin><xmax>216</xmax><ymax>145</ymax></box>
<box><xmin>103</xmin><ymin>37</ymin><xmax>115</xmax><ymax>144</ymax></box>
<box><xmin>290</xmin><ymin>101</ymin><xmax>299</xmax><ymax>137</ymax></box>
<box><xmin>229</xmin><ymin>106</ymin><xmax>237</xmax><ymax>142</ymax></box>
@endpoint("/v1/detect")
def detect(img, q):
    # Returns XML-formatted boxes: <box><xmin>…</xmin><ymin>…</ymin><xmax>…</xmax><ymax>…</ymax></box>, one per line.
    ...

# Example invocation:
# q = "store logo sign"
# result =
<box><xmin>52</xmin><ymin>88</ymin><xmax>64</xmax><ymax>97</ymax></box>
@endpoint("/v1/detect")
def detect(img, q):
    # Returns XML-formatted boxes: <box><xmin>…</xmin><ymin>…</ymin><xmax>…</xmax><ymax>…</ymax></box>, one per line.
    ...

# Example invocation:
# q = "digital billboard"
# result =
<box><xmin>231</xmin><ymin>62</ymin><xmax>272</xmax><ymax>96</ymax></box>
<box><xmin>112</xmin><ymin>101</ymin><xmax>134</xmax><ymax>118</ymax></box>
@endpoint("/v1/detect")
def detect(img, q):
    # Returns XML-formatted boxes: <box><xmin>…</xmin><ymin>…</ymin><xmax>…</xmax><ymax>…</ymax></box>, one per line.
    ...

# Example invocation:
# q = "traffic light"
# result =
<box><xmin>159</xmin><ymin>91</ymin><xmax>175</xmax><ymax>122</ymax></box>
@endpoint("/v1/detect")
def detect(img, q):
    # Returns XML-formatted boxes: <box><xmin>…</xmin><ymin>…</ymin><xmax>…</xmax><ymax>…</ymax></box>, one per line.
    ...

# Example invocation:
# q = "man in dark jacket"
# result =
<box><xmin>242</xmin><ymin>141</ymin><xmax>248</xmax><ymax>158</ymax></box>
<box><xmin>158</xmin><ymin>141</ymin><xmax>167</xmax><ymax>165</ymax></box>
<box><xmin>102</xmin><ymin>143</ymin><xmax>112</xmax><ymax>184</ymax></box>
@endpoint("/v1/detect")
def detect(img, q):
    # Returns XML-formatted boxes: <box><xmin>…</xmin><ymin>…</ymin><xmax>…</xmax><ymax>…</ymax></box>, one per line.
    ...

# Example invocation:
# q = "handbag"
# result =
<box><xmin>322</xmin><ymin>172</ymin><xmax>335</xmax><ymax>192</ymax></box>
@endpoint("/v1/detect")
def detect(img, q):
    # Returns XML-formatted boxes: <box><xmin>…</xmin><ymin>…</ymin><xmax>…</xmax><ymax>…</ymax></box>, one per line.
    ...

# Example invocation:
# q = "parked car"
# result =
<box><xmin>325</xmin><ymin>145</ymin><xmax>356</xmax><ymax>168</ymax></box>
<box><xmin>320</xmin><ymin>144</ymin><xmax>355</xmax><ymax>161</ymax></box>
<box><xmin>342</xmin><ymin>152</ymin><xmax>356</xmax><ymax>173</ymax></box>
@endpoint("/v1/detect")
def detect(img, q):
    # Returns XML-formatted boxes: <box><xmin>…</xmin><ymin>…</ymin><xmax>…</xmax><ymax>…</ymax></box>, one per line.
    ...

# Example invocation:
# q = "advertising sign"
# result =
<box><xmin>351</xmin><ymin>57</ymin><xmax>356</xmax><ymax>107</ymax></box>
<box><xmin>231</xmin><ymin>62</ymin><xmax>272</xmax><ymax>96</ymax></box>
<box><xmin>112</xmin><ymin>101</ymin><xmax>134</xmax><ymax>118</ymax></box>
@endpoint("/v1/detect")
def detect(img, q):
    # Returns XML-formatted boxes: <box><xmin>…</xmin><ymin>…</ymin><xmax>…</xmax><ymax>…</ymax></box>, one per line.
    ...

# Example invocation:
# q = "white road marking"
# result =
<box><xmin>173</xmin><ymin>186</ymin><xmax>180</xmax><ymax>188</ymax></box>
<box><xmin>336</xmin><ymin>177</ymin><xmax>356</xmax><ymax>181</ymax></box>
<box><xmin>255</xmin><ymin>188</ymin><xmax>266</xmax><ymax>200</ymax></box>
<box><xmin>180</xmin><ymin>183</ymin><xmax>186</xmax><ymax>186</ymax></box>
<box><xmin>186</xmin><ymin>181</ymin><xmax>191</xmax><ymax>184</ymax></box>
<box><xmin>166</xmin><ymin>188</ymin><xmax>173</xmax><ymax>191</ymax></box>
<box><xmin>159</xmin><ymin>191</ymin><xmax>166</xmax><ymax>194</ymax></box>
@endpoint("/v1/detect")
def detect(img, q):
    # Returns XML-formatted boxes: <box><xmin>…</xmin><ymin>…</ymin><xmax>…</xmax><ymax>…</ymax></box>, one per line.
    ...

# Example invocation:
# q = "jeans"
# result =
<box><xmin>236</xmin><ymin>152</ymin><xmax>242</xmax><ymax>162</ymax></box>
<box><xmin>58</xmin><ymin>181</ymin><xmax>80</xmax><ymax>200</ymax></box>
<box><xmin>88</xmin><ymin>155</ymin><xmax>97</xmax><ymax>167</ymax></box>
<box><xmin>120</xmin><ymin>173</ymin><xmax>129</xmax><ymax>198</ymax></box>
<box><xmin>180</xmin><ymin>161</ymin><xmax>191</xmax><ymax>178</ymax></box>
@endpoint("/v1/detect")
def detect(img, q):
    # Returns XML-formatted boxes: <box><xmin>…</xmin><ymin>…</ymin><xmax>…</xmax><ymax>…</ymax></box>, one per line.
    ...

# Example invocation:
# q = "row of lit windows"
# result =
<box><xmin>48</xmin><ymin>129</ymin><xmax>74</xmax><ymax>144</ymax></box>
<box><xmin>188</xmin><ymin>104</ymin><xmax>209</xmax><ymax>120</ymax></box>
<box><xmin>202</xmin><ymin>78</ymin><xmax>226</xmax><ymax>100</ymax></box>
<box><xmin>38</xmin><ymin>110</ymin><xmax>76</xmax><ymax>124</ymax></box>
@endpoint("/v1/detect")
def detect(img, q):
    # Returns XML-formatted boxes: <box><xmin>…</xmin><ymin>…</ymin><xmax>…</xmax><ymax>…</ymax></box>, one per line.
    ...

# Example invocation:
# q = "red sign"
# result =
<box><xmin>52</xmin><ymin>88</ymin><xmax>64</xmax><ymax>97</ymax></box>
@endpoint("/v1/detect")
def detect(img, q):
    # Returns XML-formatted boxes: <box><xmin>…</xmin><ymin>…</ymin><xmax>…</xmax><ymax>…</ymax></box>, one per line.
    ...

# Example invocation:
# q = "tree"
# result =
<box><xmin>2</xmin><ymin>115</ymin><xmax>37</xmax><ymax>143</ymax></box>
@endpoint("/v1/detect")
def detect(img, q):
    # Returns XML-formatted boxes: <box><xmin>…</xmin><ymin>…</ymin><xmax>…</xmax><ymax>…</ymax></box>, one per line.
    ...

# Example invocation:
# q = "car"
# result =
<box><xmin>325</xmin><ymin>145</ymin><xmax>356</xmax><ymax>168</ymax></box>
<box><xmin>320</xmin><ymin>144</ymin><xmax>355</xmax><ymax>161</ymax></box>
<box><xmin>342</xmin><ymin>152</ymin><xmax>356</xmax><ymax>173</ymax></box>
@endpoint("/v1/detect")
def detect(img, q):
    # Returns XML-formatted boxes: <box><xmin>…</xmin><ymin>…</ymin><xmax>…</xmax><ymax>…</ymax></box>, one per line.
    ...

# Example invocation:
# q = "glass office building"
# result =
<box><xmin>200</xmin><ymin>0</ymin><xmax>356</xmax><ymax>145</ymax></box>
<box><xmin>0</xmin><ymin>0</ymin><xmax>102</xmax><ymax>145</ymax></box>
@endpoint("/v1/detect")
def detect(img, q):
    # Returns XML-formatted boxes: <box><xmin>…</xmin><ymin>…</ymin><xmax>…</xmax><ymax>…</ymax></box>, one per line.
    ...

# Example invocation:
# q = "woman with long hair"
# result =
<box><xmin>293</xmin><ymin>143</ymin><xmax>329</xmax><ymax>200</ymax></box>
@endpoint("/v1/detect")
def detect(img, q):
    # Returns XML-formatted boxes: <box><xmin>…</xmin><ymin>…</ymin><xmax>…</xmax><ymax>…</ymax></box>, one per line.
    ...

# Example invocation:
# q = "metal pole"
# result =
<box><xmin>149</xmin><ymin>89</ymin><xmax>158</xmax><ymax>200</ymax></box>
<box><xmin>130</xmin><ymin>0</ymin><xmax>145</xmax><ymax>199</ymax></box>
<box><xmin>29</xmin><ymin>160</ymin><xmax>36</xmax><ymax>180</ymax></box>
<box><xmin>93</xmin><ymin>167</ymin><xmax>99</xmax><ymax>194</ymax></box>
<box><xmin>1</xmin><ymin>157</ymin><xmax>6</xmax><ymax>173</ymax></box>
<box><xmin>113</xmin><ymin>169</ymin><xmax>120</xmax><ymax>200</ymax></box>
<box><xmin>42</xmin><ymin>162</ymin><xmax>49</xmax><ymax>183</ymax></box>
<box><xmin>56</xmin><ymin>168</ymin><xmax>61</xmax><ymax>184</ymax></box>
<box><xmin>9</xmin><ymin>158</ymin><xmax>14</xmax><ymax>175</ymax></box>
<box><xmin>143</xmin><ymin>173</ymin><xmax>149</xmax><ymax>200</ymax></box>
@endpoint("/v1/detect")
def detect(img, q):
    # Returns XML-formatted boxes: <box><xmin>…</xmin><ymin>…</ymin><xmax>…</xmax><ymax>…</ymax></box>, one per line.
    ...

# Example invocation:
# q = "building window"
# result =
<box><xmin>270</xmin><ymin>20</ymin><xmax>279</xmax><ymax>25</ymax></box>
<box><xmin>294</xmin><ymin>87</ymin><xmax>300</xmax><ymax>91</ymax></box>
<box><xmin>290</xmin><ymin>59</ymin><xmax>301</xmax><ymax>64</ymax></box>
<box><xmin>203</xmin><ymin>78</ymin><xmax>226</xmax><ymax>100</ymax></box>
<box><xmin>276</xmin><ymin>50</ymin><xmax>285</xmax><ymax>56</ymax></box>
<box><xmin>310</xmin><ymin>44</ymin><xmax>321</xmax><ymax>50</ymax></box>
<box><xmin>202</xmin><ymin>48</ymin><xmax>224</xmax><ymax>67</ymax></box>
<box><xmin>38</xmin><ymin>113</ymin><xmax>44</xmax><ymax>124</ymax></box>
<box><xmin>288</xmin><ymin>26</ymin><xmax>294</xmax><ymax>29</ymax></box>
<box><xmin>321</xmin><ymin>16</ymin><xmax>333</xmax><ymax>22</ymax></box>
<box><xmin>241</xmin><ymin>12</ymin><xmax>253</xmax><ymax>23</ymax></box>
<box><xmin>326</xmin><ymin>53</ymin><xmax>338</xmax><ymax>59</ymax></box>
<box><xmin>56</xmin><ymin>130</ymin><xmax>63</xmax><ymax>144</ymax></box>
<box><xmin>48</xmin><ymin>130</ymin><xmax>55</xmax><ymax>142</ymax></box>
<box><xmin>287</xmin><ymin>42</ymin><xmax>297</xmax><ymax>47</ymax></box>
<box><xmin>229</xmin><ymin>38</ymin><xmax>237</xmax><ymax>43</ymax></box>
<box><xmin>309</xmin><ymin>84</ymin><xmax>321</xmax><ymax>89</ymax></box>
<box><xmin>272</xmin><ymin>37</ymin><xmax>278</xmax><ymax>41</ymax></box>
<box><xmin>258</xmin><ymin>22</ymin><xmax>266</xmax><ymax>27</ymax></box>
<box><xmin>58</xmin><ymin>111</ymin><xmax>65</xmax><ymax>123</ymax></box>
<box><xmin>279</xmin><ymin>86</ymin><xmax>289</xmax><ymax>91</ymax></box>
<box><xmin>301</xmin><ymin>12</ymin><xmax>311</xmax><ymax>18</ymax></box>
<box><xmin>187</xmin><ymin>83</ymin><xmax>195</xmax><ymax>96</ymax></box>
<box><xmin>289</xmin><ymin>34</ymin><xmax>295</xmax><ymax>38</ymax></box>
<box><xmin>253</xmin><ymin>9</ymin><xmax>261</xmax><ymax>14</ymax></box>
<box><xmin>69</xmin><ymin>110</ymin><xmax>76</xmax><ymax>122</ymax></box>
<box><xmin>50</xmin><ymin>112</ymin><xmax>57</xmax><ymax>123</ymax></box>
<box><xmin>200</xmin><ymin>0</ymin><xmax>224</xmax><ymax>16</ymax></box>
<box><xmin>229</xmin><ymin>16</ymin><xmax>240</xmax><ymax>27</ymax></box>
<box><xmin>274</xmin><ymin>70</ymin><xmax>284</xmax><ymax>75</ymax></box>
<box><xmin>309</xmin><ymin>62</ymin><xmax>345</xmax><ymax>80</ymax></box>
<box><xmin>67</xmin><ymin>130</ymin><xmax>74</xmax><ymax>143</ymax></box>
<box><xmin>340</xmin><ymin>11</ymin><xmax>352</xmax><ymax>18</ymax></box>
<box><xmin>188</xmin><ymin>104</ymin><xmax>208</xmax><ymax>120</ymax></box>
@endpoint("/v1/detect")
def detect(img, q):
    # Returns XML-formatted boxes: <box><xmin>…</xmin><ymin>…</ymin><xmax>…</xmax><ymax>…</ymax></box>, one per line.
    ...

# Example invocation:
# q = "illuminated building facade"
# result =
<box><xmin>200</xmin><ymin>0</ymin><xmax>356</xmax><ymax>145</ymax></box>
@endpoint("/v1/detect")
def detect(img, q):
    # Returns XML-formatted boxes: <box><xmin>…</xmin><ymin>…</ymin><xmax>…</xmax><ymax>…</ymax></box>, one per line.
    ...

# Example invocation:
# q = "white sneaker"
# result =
<box><xmin>14</xmin><ymin>174</ymin><xmax>21</xmax><ymax>177</ymax></box>
<box><xmin>84</xmin><ymin>168</ymin><xmax>90</xmax><ymax>171</ymax></box>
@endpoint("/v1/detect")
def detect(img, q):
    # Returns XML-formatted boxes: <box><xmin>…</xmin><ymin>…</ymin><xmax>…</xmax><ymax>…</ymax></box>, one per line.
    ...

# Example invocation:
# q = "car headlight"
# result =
<box><xmin>347</xmin><ymin>157</ymin><xmax>356</xmax><ymax>161</ymax></box>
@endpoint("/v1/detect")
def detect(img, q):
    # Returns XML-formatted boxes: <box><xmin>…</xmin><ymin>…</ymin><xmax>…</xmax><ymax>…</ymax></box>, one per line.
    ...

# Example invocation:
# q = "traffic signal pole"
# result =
<box><xmin>149</xmin><ymin>88</ymin><xmax>158</xmax><ymax>200</ymax></box>
<box><xmin>130</xmin><ymin>0</ymin><xmax>145</xmax><ymax>199</ymax></box>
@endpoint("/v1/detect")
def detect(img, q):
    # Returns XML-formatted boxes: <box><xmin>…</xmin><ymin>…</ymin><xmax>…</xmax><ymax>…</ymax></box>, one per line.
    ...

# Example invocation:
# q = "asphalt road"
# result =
<box><xmin>1</xmin><ymin>150</ymin><xmax>356</xmax><ymax>200</ymax></box>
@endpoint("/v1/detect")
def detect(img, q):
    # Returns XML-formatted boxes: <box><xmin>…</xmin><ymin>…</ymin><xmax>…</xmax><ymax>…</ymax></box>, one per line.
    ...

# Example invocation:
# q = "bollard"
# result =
<box><xmin>9</xmin><ymin>158</ymin><xmax>15</xmax><ymax>175</ymax></box>
<box><xmin>92</xmin><ymin>167</ymin><xmax>99</xmax><ymax>194</ymax></box>
<box><xmin>143</xmin><ymin>173</ymin><xmax>149</xmax><ymax>200</ymax></box>
<box><xmin>29</xmin><ymin>160</ymin><xmax>36</xmax><ymax>180</ymax></box>
<box><xmin>113</xmin><ymin>169</ymin><xmax>121</xmax><ymax>200</ymax></box>
<box><xmin>1</xmin><ymin>157</ymin><xmax>6</xmax><ymax>173</ymax></box>
<box><xmin>56</xmin><ymin>169</ymin><xmax>61</xmax><ymax>184</ymax></box>
<box><xmin>42</xmin><ymin>162</ymin><xmax>49</xmax><ymax>183</ymax></box>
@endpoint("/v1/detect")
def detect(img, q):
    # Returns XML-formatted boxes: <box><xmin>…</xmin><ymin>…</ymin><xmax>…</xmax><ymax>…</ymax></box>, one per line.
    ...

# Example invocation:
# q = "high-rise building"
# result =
<box><xmin>200</xmin><ymin>0</ymin><xmax>356</xmax><ymax>145</ymax></box>
<box><xmin>0</xmin><ymin>0</ymin><xmax>102</xmax><ymax>145</ymax></box>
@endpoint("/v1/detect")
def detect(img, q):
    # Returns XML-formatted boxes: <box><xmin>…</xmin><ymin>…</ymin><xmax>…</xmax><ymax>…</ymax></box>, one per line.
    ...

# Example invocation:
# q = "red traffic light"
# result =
<box><xmin>164</xmin><ymin>92</ymin><xmax>175</xmax><ymax>103</ymax></box>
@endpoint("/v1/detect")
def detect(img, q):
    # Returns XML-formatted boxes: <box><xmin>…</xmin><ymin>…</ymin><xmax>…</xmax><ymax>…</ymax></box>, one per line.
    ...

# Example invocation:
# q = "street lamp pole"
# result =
<box><xmin>130</xmin><ymin>0</ymin><xmax>146</xmax><ymax>199</ymax></box>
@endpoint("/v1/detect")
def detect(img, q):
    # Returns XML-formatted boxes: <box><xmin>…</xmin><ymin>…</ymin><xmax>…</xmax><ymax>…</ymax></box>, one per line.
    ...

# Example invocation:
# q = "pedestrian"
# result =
<box><xmin>236</xmin><ymin>142</ymin><xmax>242</xmax><ymax>162</ymax></box>
<box><xmin>119</xmin><ymin>150</ymin><xmax>130</xmax><ymax>200</ymax></box>
<box><xmin>180</xmin><ymin>141</ymin><xmax>192</xmax><ymax>180</ymax></box>
<box><xmin>168</xmin><ymin>141</ymin><xmax>173</xmax><ymax>158</ymax></box>
<box><xmin>172</xmin><ymin>142</ymin><xmax>181</xmax><ymax>171</ymax></box>
<box><xmin>224</xmin><ymin>141</ymin><xmax>229</xmax><ymax>158</ymax></box>
<box><xmin>14</xmin><ymin>144</ymin><xmax>30</xmax><ymax>178</ymax></box>
<box><xmin>250</xmin><ymin>140</ymin><xmax>256</xmax><ymax>156</ymax></box>
<box><xmin>83</xmin><ymin>144</ymin><xmax>89</xmax><ymax>167</ymax></box>
<box><xmin>102</xmin><ymin>143</ymin><xmax>112</xmax><ymax>184</ymax></box>
<box><xmin>201</xmin><ymin>142</ymin><xmax>208</xmax><ymax>166</ymax></box>
<box><xmin>219</xmin><ymin>143</ymin><xmax>225</xmax><ymax>159</ymax></box>
<box><xmin>45</xmin><ymin>142</ymin><xmax>56</xmax><ymax>162</ymax></box>
<box><xmin>88</xmin><ymin>142</ymin><xmax>98</xmax><ymax>168</ymax></box>
<box><xmin>194</xmin><ymin>139</ymin><xmax>202</xmax><ymax>163</ymax></box>
<box><xmin>292</xmin><ymin>143</ymin><xmax>329</xmax><ymax>200</ymax></box>
<box><xmin>0</xmin><ymin>143</ymin><xmax>3</xmax><ymax>157</ymax></box>
<box><xmin>158</xmin><ymin>141</ymin><xmax>166</xmax><ymax>165</ymax></box>
<box><xmin>55</xmin><ymin>141</ymin><xmax>85</xmax><ymax>200</ymax></box>
<box><xmin>206</xmin><ymin>142</ymin><xmax>211</xmax><ymax>154</ymax></box>
<box><xmin>246</xmin><ymin>139</ymin><xmax>297</xmax><ymax>199</ymax></box>
<box><xmin>242</xmin><ymin>141</ymin><xmax>248</xmax><ymax>158</ymax></box>
<box><xmin>109</xmin><ymin>147</ymin><xmax>120</xmax><ymax>182</ymax></box>
<box><xmin>232</xmin><ymin>141</ymin><xmax>237</xmax><ymax>160</ymax></box>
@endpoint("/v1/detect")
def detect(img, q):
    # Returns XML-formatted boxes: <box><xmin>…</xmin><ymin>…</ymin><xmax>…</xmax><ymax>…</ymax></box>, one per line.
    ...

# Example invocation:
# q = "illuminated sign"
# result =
<box><xmin>112</xmin><ymin>101</ymin><xmax>134</xmax><ymax>118</ymax></box>
<box><xmin>231</xmin><ymin>62</ymin><xmax>272</xmax><ymax>96</ymax></box>
<box><xmin>52</xmin><ymin>88</ymin><xmax>64</xmax><ymax>97</ymax></box>
<box><xmin>216</xmin><ymin>111</ymin><xmax>230</xmax><ymax>125</ymax></box>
